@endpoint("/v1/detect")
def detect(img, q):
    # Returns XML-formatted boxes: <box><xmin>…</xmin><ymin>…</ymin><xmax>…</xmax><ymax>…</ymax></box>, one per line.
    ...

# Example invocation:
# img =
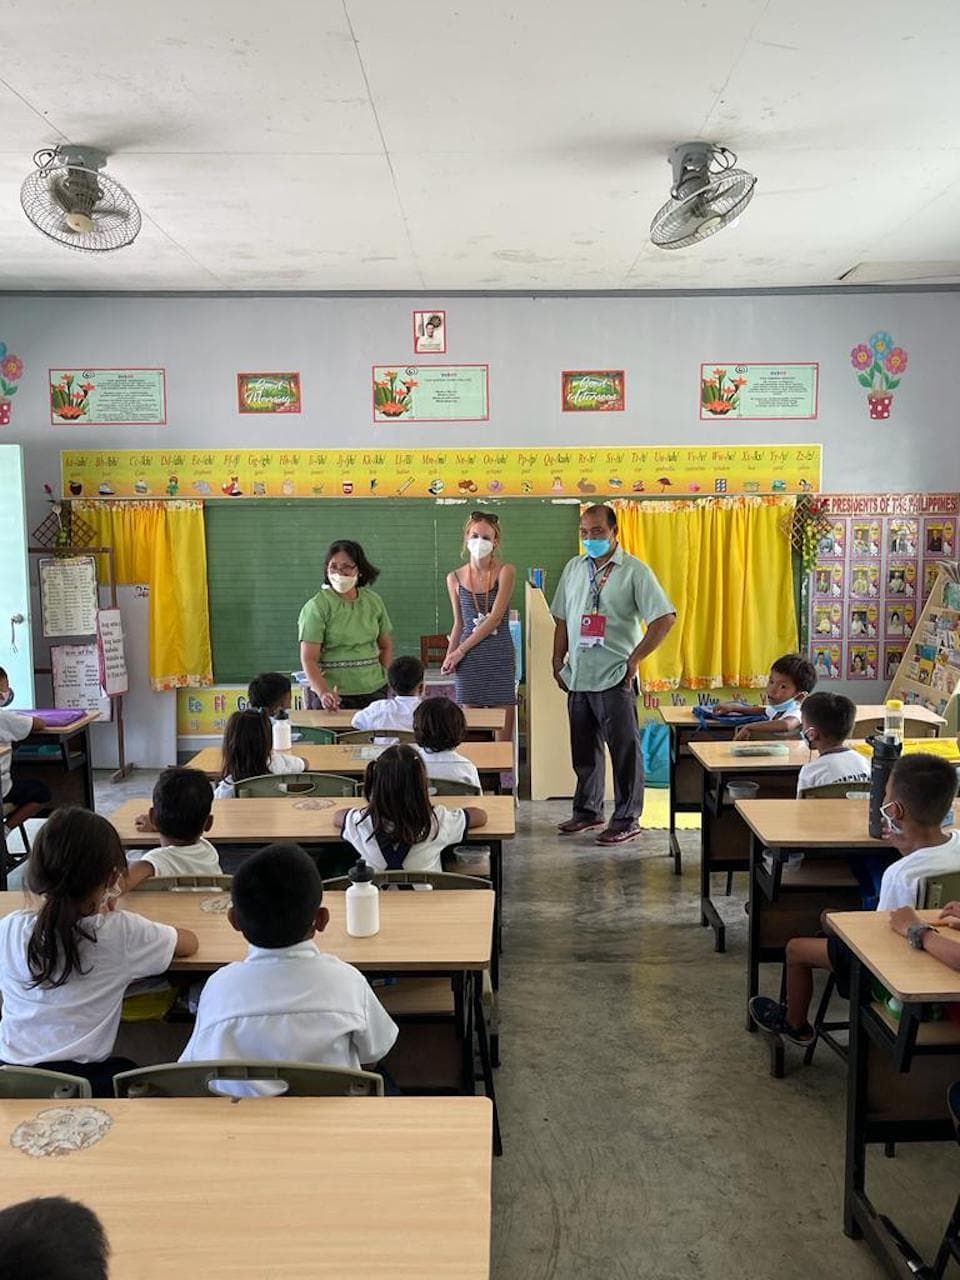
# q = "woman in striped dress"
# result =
<box><xmin>441</xmin><ymin>512</ymin><xmax>516</xmax><ymax>743</ymax></box>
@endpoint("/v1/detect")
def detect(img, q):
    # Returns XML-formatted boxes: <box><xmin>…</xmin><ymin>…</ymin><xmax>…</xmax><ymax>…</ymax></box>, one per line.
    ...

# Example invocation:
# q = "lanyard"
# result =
<box><xmin>468</xmin><ymin>564</ymin><xmax>496</xmax><ymax>620</ymax></box>
<box><xmin>587</xmin><ymin>559</ymin><xmax>615</xmax><ymax>612</ymax></box>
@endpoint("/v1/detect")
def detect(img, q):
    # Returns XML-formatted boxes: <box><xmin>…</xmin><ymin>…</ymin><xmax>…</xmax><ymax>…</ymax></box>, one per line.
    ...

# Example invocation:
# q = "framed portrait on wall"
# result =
<box><xmin>413</xmin><ymin>310</ymin><xmax>447</xmax><ymax>355</ymax></box>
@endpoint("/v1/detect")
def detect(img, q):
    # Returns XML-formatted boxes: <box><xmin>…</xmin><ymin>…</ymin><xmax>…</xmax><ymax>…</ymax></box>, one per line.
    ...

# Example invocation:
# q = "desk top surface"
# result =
<box><xmin>21</xmin><ymin>711</ymin><xmax>100</xmax><ymax>736</ymax></box>
<box><xmin>292</xmin><ymin>706</ymin><xmax>505</xmax><ymax>732</ymax></box>
<box><xmin>186</xmin><ymin>740</ymin><xmax>511</xmax><ymax>778</ymax></box>
<box><xmin>735</xmin><ymin>797</ymin><xmax>886</xmax><ymax>848</ymax></box>
<box><xmin>0</xmin><ymin>888</ymin><xmax>494</xmax><ymax>972</ymax></box>
<box><xmin>659</xmin><ymin>702</ymin><xmax>945</xmax><ymax>728</ymax></box>
<box><xmin>109</xmin><ymin>795</ymin><xmax>516</xmax><ymax>844</ymax></box>
<box><xmin>0</xmin><ymin>1096</ymin><xmax>492</xmax><ymax>1279</ymax></box>
<box><xmin>827</xmin><ymin>909</ymin><xmax>960</xmax><ymax>1001</ymax></box>
<box><xmin>689</xmin><ymin>740</ymin><xmax>815</xmax><ymax>772</ymax></box>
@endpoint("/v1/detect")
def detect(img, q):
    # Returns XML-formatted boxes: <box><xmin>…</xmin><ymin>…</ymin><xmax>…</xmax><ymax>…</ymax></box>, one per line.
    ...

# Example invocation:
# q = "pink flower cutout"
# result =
<box><xmin>0</xmin><ymin>354</ymin><xmax>24</xmax><ymax>381</ymax></box>
<box><xmin>884</xmin><ymin>347</ymin><xmax>908</xmax><ymax>375</ymax></box>
<box><xmin>850</xmin><ymin>344</ymin><xmax>872</xmax><ymax>371</ymax></box>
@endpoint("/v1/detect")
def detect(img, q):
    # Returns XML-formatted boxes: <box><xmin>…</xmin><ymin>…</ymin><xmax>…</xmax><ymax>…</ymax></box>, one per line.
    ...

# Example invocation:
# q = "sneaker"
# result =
<box><xmin>747</xmin><ymin>996</ymin><xmax>815</xmax><ymax>1046</ymax></box>
<box><xmin>595</xmin><ymin>824</ymin><xmax>643</xmax><ymax>845</ymax></box>
<box><xmin>557</xmin><ymin>815</ymin><xmax>604</xmax><ymax>834</ymax></box>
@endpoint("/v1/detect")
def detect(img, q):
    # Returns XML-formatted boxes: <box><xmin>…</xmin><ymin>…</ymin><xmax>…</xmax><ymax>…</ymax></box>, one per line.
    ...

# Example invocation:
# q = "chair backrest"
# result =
<box><xmin>322</xmin><ymin>869</ymin><xmax>491</xmax><ymax>891</ymax></box>
<box><xmin>335</xmin><ymin>729</ymin><xmax>416</xmax><ymax>745</ymax></box>
<box><xmin>799</xmin><ymin>782</ymin><xmax>867</xmax><ymax>799</ymax></box>
<box><xmin>236</xmin><ymin>772</ymin><xmax>359</xmax><ymax>798</ymax></box>
<box><xmin>0</xmin><ymin>1065</ymin><xmax>92</xmax><ymax>1099</ymax></box>
<box><xmin>420</xmin><ymin>633</ymin><xmax>449</xmax><ymax>667</ymax></box>
<box><xmin>922</xmin><ymin>871</ymin><xmax>960</xmax><ymax>910</ymax></box>
<box><xmin>113</xmin><ymin>1060</ymin><xmax>383</xmax><ymax>1098</ymax></box>
<box><xmin>429</xmin><ymin>778</ymin><xmax>482</xmax><ymax>796</ymax></box>
<box><xmin>134</xmin><ymin>874</ymin><xmax>234</xmax><ymax>893</ymax></box>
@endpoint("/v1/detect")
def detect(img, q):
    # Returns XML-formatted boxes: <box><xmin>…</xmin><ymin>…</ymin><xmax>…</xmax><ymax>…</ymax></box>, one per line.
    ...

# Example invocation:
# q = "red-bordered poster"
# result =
<box><xmin>49</xmin><ymin>368</ymin><xmax>166</xmax><ymax>426</ymax></box>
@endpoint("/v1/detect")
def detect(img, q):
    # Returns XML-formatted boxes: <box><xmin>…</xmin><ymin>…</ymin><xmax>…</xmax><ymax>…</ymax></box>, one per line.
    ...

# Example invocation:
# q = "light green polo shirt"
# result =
<box><xmin>297</xmin><ymin>587</ymin><xmax>392</xmax><ymax>695</ymax></box>
<box><xmin>550</xmin><ymin>545</ymin><xmax>675</xmax><ymax>692</ymax></box>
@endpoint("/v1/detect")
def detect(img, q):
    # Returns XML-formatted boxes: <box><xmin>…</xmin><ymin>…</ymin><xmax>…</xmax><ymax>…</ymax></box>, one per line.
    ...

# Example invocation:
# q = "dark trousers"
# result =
<box><xmin>567</xmin><ymin>684</ymin><xmax>645</xmax><ymax>827</ymax></box>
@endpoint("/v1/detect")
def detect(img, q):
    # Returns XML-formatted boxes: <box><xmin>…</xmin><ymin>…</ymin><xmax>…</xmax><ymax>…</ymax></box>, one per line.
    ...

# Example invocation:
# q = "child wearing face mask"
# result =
<box><xmin>748</xmin><ymin>754</ymin><xmax>960</xmax><ymax>1047</ymax></box>
<box><xmin>712</xmin><ymin>654</ymin><xmax>816</xmax><ymax>740</ymax></box>
<box><xmin>350</xmin><ymin>656</ymin><xmax>425</xmax><ymax>734</ymax></box>
<box><xmin>0</xmin><ymin>807</ymin><xmax>198</xmax><ymax>1095</ymax></box>
<box><xmin>795</xmin><ymin>692</ymin><xmax>869</xmax><ymax>793</ymax></box>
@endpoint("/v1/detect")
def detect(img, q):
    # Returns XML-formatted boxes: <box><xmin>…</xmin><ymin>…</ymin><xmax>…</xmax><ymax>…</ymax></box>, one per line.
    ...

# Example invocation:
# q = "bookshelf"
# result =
<box><xmin>888</xmin><ymin>562</ymin><xmax>960</xmax><ymax>719</ymax></box>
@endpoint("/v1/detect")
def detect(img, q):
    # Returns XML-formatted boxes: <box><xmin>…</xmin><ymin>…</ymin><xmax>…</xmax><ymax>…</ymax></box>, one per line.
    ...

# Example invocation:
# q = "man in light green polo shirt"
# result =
<box><xmin>551</xmin><ymin>503</ymin><xmax>676</xmax><ymax>845</ymax></box>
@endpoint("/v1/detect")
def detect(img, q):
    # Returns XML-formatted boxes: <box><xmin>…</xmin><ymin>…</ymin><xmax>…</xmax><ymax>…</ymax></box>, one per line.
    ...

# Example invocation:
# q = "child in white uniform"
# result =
<box><xmin>413</xmin><ymin>696</ymin><xmax>482</xmax><ymax>792</ymax></box>
<box><xmin>796</xmin><ymin>692</ymin><xmax>870</xmax><ymax>794</ymax></box>
<box><xmin>0</xmin><ymin>807</ymin><xmax>197</xmax><ymax>1095</ymax></box>
<box><xmin>336</xmin><ymin>744</ymin><xmax>487</xmax><ymax>872</ymax></box>
<box><xmin>713</xmin><ymin>654</ymin><xmax>816</xmax><ymax>740</ymax></box>
<box><xmin>350</xmin><ymin>655</ymin><xmax>424</xmax><ymax>735</ymax></box>
<box><xmin>214</xmin><ymin>708</ymin><xmax>305</xmax><ymax>799</ymax></box>
<box><xmin>0</xmin><ymin>671</ymin><xmax>50</xmax><ymax>836</ymax></box>
<box><xmin>125</xmin><ymin>766</ymin><xmax>222</xmax><ymax>889</ymax></box>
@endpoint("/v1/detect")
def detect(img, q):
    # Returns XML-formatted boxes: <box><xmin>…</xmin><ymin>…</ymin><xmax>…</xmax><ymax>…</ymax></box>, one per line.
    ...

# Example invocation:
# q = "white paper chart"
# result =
<box><xmin>96</xmin><ymin>608</ymin><xmax>128</xmax><ymax>696</ymax></box>
<box><xmin>39</xmin><ymin>556</ymin><xmax>99</xmax><ymax>637</ymax></box>
<box><xmin>51</xmin><ymin>643</ymin><xmax>111</xmax><ymax>718</ymax></box>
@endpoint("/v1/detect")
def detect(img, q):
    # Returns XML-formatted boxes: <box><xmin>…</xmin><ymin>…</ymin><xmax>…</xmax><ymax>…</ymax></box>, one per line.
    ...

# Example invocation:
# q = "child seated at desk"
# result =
<box><xmin>0</xmin><ymin>669</ymin><xmax>50</xmax><ymax>836</ymax></box>
<box><xmin>0</xmin><ymin>1196</ymin><xmax>110</xmax><ymax>1280</ymax></box>
<box><xmin>712</xmin><ymin>654</ymin><xmax>816</xmax><ymax>740</ymax></box>
<box><xmin>796</xmin><ymin>693</ymin><xmax>869</xmax><ymax>793</ymax></box>
<box><xmin>749</xmin><ymin>755</ymin><xmax>960</xmax><ymax>1046</ymax></box>
<box><xmin>179</xmin><ymin>842</ymin><xmax>398</xmax><ymax>1083</ymax></box>
<box><xmin>0</xmin><ymin>807</ymin><xmax>198</xmax><ymax>1096</ymax></box>
<box><xmin>247</xmin><ymin>670</ymin><xmax>292</xmax><ymax>718</ymax></box>
<box><xmin>335</xmin><ymin>743</ymin><xmax>487</xmax><ymax>871</ymax></box>
<box><xmin>350</xmin><ymin>655</ymin><xmax>424</xmax><ymax>734</ymax></box>
<box><xmin>125</xmin><ymin>767</ymin><xmax>222</xmax><ymax>888</ymax></box>
<box><xmin>214</xmin><ymin>708</ymin><xmax>306</xmax><ymax>799</ymax></box>
<box><xmin>414</xmin><ymin>696</ymin><xmax>482</xmax><ymax>792</ymax></box>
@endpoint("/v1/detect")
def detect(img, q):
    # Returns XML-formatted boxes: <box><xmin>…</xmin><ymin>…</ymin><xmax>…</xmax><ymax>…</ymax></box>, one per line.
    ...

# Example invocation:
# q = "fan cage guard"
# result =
<box><xmin>21</xmin><ymin>151</ymin><xmax>142</xmax><ymax>252</ymax></box>
<box><xmin>650</xmin><ymin>143</ymin><xmax>757</xmax><ymax>250</ymax></box>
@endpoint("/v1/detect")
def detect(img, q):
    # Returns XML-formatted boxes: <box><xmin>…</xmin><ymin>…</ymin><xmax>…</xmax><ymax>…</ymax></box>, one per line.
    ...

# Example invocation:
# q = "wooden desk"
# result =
<box><xmin>690</xmin><ymin>741</ymin><xmax>815</xmax><ymax>953</ymax></box>
<box><xmin>293</xmin><ymin>706</ymin><xmax>505</xmax><ymax>739</ymax></box>
<box><xmin>852</xmin><ymin>703</ymin><xmax>945</xmax><ymax>738</ymax></box>
<box><xmin>828</xmin><ymin>910</ymin><xmax>960</xmax><ymax>1274</ymax></box>
<box><xmin>12</xmin><ymin>711</ymin><xmax>99</xmax><ymax>812</ymax></box>
<box><xmin>185</xmin><ymin>741</ymin><xmax>512</xmax><ymax>792</ymax></box>
<box><xmin>0</xmin><ymin>1096</ymin><xmax>493</xmax><ymax>1279</ymax></box>
<box><xmin>658</xmin><ymin>706</ymin><xmax>737</xmax><ymax>874</ymax></box>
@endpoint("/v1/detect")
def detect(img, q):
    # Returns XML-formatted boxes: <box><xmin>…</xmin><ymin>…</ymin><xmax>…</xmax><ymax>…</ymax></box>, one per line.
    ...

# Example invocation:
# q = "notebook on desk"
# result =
<box><xmin>16</xmin><ymin>709</ymin><xmax>88</xmax><ymax>727</ymax></box>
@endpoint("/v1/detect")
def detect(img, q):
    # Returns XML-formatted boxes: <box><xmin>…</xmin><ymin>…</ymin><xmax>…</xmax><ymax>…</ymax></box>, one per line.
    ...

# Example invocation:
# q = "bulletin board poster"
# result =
<box><xmin>237</xmin><ymin>372</ymin><xmax>301</xmax><ymax>414</ymax></box>
<box><xmin>372</xmin><ymin>365</ymin><xmax>489</xmax><ymax>422</ymax></box>
<box><xmin>807</xmin><ymin>492</ymin><xmax>959</xmax><ymax>683</ymax></box>
<box><xmin>51</xmin><ymin>643</ymin><xmax>110</xmax><ymax>719</ymax></box>
<box><xmin>700</xmin><ymin>363</ymin><xmax>819</xmax><ymax>420</ymax></box>
<box><xmin>49</xmin><ymin>369</ymin><xmax>166</xmax><ymax>425</ymax></box>
<box><xmin>39</xmin><ymin>555</ymin><xmax>99</xmax><ymax>637</ymax></box>
<box><xmin>562</xmin><ymin>371</ymin><xmax>625</xmax><ymax>412</ymax></box>
<box><xmin>177</xmin><ymin>684</ymin><xmax>307</xmax><ymax>736</ymax></box>
<box><xmin>62</xmin><ymin>444</ymin><xmax>822</xmax><ymax>500</ymax></box>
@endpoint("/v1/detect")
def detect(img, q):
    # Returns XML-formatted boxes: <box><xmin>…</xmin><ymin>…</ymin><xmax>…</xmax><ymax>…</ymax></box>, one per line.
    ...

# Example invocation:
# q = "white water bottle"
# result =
<box><xmin>272</xmin><ymin>708</ymin><xmax>292</xmax><ymax>752</ymax></box>
<box><xmin>346</xmin><ymin>860</ymin><xmax>380</xmax><ymax>937</ymax></box>
<box><xmin>884</xmin><ymin>698</ymin><xmax>904</xmax><ymax>746</ymax></box>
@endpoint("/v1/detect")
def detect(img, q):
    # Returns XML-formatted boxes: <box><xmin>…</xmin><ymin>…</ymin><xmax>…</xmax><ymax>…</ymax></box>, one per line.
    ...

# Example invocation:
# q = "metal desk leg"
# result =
<box><xmin>699</xmin><ymin>764</ymin><xmax>726</xmax><ymax>951</ymax></box>
<box><xmin>489</xmin><ymin>840</ymin><xmax>502</xmax><ymax>990</ymax></box>
<box><xmin>72</xmin><ymin>725</ymin><xmax>96</xmax><ymax>810</ymax></box>
<box><xmin>843</xmin><ymin>956</ymin><xmax>869</xmax><ymax>1239</ymax></box>
<box><xmin>0</xmin><ymin>820</ymin><xmax>8</xmax><ymax>892</ymax></box>
<box><xmin>460</xmin><ymin>973</ymin><xmax>475</xmax><ymax>1095</ymax></box>
<box><xmin>473</xmin><ymin>970</ymin><xmax>502</xmax><ymax>1157</ymax></box>
<box><xmin>668</xmin><ymin>726</ymin><xmax>682</xmax><ymax>874</ymax></box>
<box><xmin>745</xmin><ymin>833</ymin><xmax>762</xmax><ymax>1031</ymax></box>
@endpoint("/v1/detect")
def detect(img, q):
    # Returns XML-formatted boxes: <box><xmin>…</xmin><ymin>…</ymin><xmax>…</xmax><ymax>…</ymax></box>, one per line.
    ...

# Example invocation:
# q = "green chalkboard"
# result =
<box><xmin>205</xmin><ymin>500</ymin><xmax>578</xmax><ymax>682</ymax></box>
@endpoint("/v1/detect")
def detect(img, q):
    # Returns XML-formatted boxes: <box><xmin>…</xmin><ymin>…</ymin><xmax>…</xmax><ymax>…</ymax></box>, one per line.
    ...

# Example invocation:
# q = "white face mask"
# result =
<box><xmin>467</xmin><ymin>536</ymin><xmax>495</xmax><ymax>560</ymax></box>
<box><xmin>328</xmin><ymin>572</ymin><xmax>358</xmax><ymax>594</ymax></box>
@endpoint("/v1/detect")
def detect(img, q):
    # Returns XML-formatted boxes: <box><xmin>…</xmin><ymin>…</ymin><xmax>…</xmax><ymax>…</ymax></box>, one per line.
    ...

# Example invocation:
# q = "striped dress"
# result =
<box><xmin>455</xmin><ymin>577</ymin><xmax>517</xmax><ymax>706</ymax></box>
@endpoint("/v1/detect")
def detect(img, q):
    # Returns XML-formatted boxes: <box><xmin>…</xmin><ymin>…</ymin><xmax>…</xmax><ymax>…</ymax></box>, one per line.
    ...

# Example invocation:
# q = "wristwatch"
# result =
<box><xmin>906</xmin><ymin>923</ymin><xmax>935</xmax><ymax>950</ymax></box>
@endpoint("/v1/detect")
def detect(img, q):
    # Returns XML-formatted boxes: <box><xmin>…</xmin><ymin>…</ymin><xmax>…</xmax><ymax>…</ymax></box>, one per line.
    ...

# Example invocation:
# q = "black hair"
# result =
<box><xmin>0</xmin><ymin>666</ymin><xmax>6</xmax><ymax>680</ymax></box>
<box><xmin>220</xmin><ymin>709</ymin><xmax>272</xmax><ymax>785</ymax></box>
<box><xmin>801</xmin><ymin>692</ymin><xmax>856</xmax><ymax>743</ymax></box>
<box><xmin>770</xmin><ymin>653</ymin><xmax>817</xmax><ymax>695</ymax></box>
<box><xmin>362</xmin><ymin>744</ymin><xmax>435</xmax><ymax>847</ymax></box>
<box><xmin>388</xmin><ymin>655</ymin><xmax>425</xmax><ymax>696</ymax></box>
<box><xmin>152</xmin><ymin>767</ymin><xmax>213</xmax><ymax>843</ymax></box>
<box><xmin>891</xmin><ymin>755</ymin><xmax>959</xmax><ymax>826</ymax></box>
<box><xmin>0</xmin><ymin>1197</ymin><xmax>109</xmax><ymax>1280</ymax></box>
<box><xmin>231</xmin><ymin>842</ymin><xmax>322</xmax><ymax>948</ymax></box>
<box><xmin>414</xmin><ymin>697</ymin><xmax>466</xmax><ymax>752</ymax></box>
<box><xmin>247</xmin><ymin>671</ymin><xmax>292</xmax><ymax>714</ymax></box>
<box><xmin>324</xmin><ymin>539</ymin><xmax>379</xmax><ymax>588</ymax></box>
<box><xmin>581</xmin><ymin>503</ymin><xmax>617</xmax><ymax>530</ymax></box>
<box><xmin>25</xmin><ymin>808</ymin><xmax>127</xmax><ymax>989</ymax></box>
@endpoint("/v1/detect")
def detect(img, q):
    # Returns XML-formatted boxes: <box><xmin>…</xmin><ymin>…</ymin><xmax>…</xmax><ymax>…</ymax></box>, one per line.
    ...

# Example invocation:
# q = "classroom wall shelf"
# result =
<box><xmin>887</xmin><ymin>561</ymin><xmax>960</xmax><ymax>719</ymax></box>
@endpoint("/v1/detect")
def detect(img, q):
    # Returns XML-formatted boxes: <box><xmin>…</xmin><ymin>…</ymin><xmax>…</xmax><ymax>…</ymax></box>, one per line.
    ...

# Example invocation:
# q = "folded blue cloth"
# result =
<box><xmin>692</xmin><ymin>705</ymin><xmax>769</xmax><ymax>727</ymax></box>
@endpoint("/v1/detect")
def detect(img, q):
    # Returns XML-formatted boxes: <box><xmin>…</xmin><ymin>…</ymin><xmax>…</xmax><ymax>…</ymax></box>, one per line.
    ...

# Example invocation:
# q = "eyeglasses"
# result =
<box><xmin>470</xmin><ymin>511</ymin><xmax>499</xmax><ymax>525</ymax></box>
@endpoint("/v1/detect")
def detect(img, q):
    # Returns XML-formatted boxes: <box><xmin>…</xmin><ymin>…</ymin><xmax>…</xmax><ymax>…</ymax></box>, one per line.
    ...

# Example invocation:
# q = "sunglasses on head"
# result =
<box><xmin>470</xmin><ymin>511</ymin><xmax>499</xmax><ymax>525</ymax></box>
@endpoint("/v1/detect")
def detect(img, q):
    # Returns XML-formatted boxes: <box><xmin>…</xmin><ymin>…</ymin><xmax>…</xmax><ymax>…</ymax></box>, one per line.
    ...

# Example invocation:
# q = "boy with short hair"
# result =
<box><xmin>713</xmin><ymin>653</ymin><xmax>817</xmax><ymax>739</ymax></box>
<box><xmin>351</xmin><ymin>655</ymin><xmax>425</xmax><ymax>733</ymax></box>
<box><xmin>796</xmin><ymin>692</ymin><xmax>869</xmax><ymax>794</ymax></box>
<box><xmin>413</xmin><ymin>696</ymin><xmax>482</xmax><ymax>791</ymax></box>
<box><xmin>126</xmin><ymin>767</ymin><xmax>221</xmax><ymax>888</ymax></box>
<box><xmin>179</xmin><ymin>842</ymin><xmax>398</xmax><ymax>1073</ymax></box>
<box><xmin>247</xmin><ymin>671</ymin><xmax>293</xmax><ymax>718</ymax></box>
<box><xmin>0</xmin><ymin>669</ymin><xmax>50</xmax><ymax>835</ymax></box>
<box><xmin>749</xmin><ymin>754</ymin><xmax>960</xmax><ymax>1045</ymax></box>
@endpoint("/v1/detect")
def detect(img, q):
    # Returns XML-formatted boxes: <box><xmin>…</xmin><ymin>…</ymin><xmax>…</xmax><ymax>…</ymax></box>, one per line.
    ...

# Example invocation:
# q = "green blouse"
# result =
<box><xmin>297</xmin><ymin>587</ymin><xmax>392</xmax><ymax>695</ymax></box>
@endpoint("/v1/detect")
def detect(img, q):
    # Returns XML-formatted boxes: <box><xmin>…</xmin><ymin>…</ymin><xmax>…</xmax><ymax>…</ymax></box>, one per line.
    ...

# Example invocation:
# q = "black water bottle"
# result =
<box><xmin>869</xmin><ymin>733</ymin><xmax>903</xmax><ymax>838</ymax></box>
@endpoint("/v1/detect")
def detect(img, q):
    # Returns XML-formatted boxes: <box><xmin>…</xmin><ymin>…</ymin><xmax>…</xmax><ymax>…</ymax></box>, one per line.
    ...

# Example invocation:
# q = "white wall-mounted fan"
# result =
<box><xmin>20</xmin><ymin>146</ymin><xmax>142</xmax><ymax>252</ymax></box>
<box><xmin>650</xmin><ymin>143</ymin><xmax>756</xmax><ymax>250</ymax></box>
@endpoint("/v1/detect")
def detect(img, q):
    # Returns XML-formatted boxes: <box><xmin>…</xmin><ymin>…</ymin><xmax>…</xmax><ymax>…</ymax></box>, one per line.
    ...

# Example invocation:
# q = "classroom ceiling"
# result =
<box><xmin>2</xmin><ymin>0</ymin><xmax>959</xmax><ymax>292</ymax></box>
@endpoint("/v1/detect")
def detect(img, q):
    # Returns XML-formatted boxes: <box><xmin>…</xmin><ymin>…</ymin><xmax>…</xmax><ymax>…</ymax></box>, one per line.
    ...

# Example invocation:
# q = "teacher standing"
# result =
<box><xmin>298</xmin><ymin>540</ymin><xmax>393</xmax><ymax>710</ymax></box>
<box><xmin>551</xmin><ymin>503</ymin><xmax>675</xmax><ymax>845</ymax></box>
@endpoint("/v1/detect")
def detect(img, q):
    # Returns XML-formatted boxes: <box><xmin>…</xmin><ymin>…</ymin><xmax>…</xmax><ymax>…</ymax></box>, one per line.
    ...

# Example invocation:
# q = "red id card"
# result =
<box><xmin>579</xmin><ymin>613</ymin><xmax>607</xmax><ymax>647</ymax></box>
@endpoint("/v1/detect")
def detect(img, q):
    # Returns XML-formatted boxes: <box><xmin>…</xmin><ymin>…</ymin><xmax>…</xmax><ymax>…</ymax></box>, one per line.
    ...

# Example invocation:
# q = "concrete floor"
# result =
<box><xmin>86</xmin><ymin>770</ymin><xmax>956</xmax><ymax>1279</ymax></box>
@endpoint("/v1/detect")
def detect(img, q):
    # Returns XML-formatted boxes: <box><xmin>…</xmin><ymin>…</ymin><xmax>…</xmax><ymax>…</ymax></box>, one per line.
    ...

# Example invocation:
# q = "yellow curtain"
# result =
<box><xmin>75</xmin><ymin>500</ymin><xmax>213</xmax><ymax>691</ymax></box>
<box><xmin>611</xmin><ymin>496</ymin><xmax>798</xmax><ymax>691</ymax></box>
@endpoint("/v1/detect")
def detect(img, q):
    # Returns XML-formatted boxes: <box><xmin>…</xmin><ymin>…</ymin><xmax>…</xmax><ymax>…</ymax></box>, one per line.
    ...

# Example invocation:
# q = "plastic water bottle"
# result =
<box><xmin>272</xmin><ymin>708</ymin><xmax>292</xmax><ymax>752</ymax></box>
<box><xmin>883</xmin><ymin>698</ymin><xmax>904</xmax><ymax>746</ymax></box>
<box><xmin>346</xmin><ymin>860</ymin><xmax>380</xmax><ymax>937</ymax></box>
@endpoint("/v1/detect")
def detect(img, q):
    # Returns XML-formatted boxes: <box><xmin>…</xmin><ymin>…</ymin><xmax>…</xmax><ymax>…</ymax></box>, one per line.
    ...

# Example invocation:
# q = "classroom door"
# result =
<box><xmin>0</xmin><ymin>445</ymin><xmax>35</xmax><ymax>705</ymax></box>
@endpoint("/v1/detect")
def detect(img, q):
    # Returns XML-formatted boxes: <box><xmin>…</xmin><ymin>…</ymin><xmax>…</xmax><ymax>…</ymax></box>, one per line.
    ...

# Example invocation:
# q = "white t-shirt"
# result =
<box><xmin>416</xmin><ymin>746</ymin><xmax>482</xmax><ymax>792</ymax></box>
<box><xmin>878</xmin><ymin>830</ymin><xmax>960</xmax><ymax>911</ymax></box>
<box><xmin>180</xmin><ymin>942</ymin><xmax>397</xmax><ymax>1076</ymax></box>
<box><xmin>342</xmin><ymin>806</ymin><xmax>469</xmax><ymax>872</ymax></box>
<box><xmin>0</xmin><ymin>710</ymin><xmax>35</xmax><ymax>799</ymax></box>
<box><xmin>796</xmin><ymin>749</ymin><xmax>870</xmax><ymax>796</ymax></box>
<box><xmin>127</xmin><ymin>836</ymin><xmax>222</xmax><ymax>879</ymax></box>
<box><xmin>351</xmin><ymin>695</ymin><xmax>421</xmax><ymax>733</ymax></box>
<box><xmin>765</xmin><ymin>697</ymin><xmax>802</xmax><ymax>725</ymax></box>
<box><xmin>214</xmin><ymin>749</ymin><xmax>306</xmax><ymax>799</ymax></box>
<box><xmin>0</xmin><ymin>909</ymin><xmax>177</xmax><ymax>1064</ymax></box>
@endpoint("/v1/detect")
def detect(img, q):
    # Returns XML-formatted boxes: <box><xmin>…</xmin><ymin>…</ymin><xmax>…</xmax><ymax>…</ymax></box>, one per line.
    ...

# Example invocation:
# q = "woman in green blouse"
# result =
<box><xmin>298</xmin><ymin>540</ymin><xmax>393</xmax><ymax>710</ymax></box>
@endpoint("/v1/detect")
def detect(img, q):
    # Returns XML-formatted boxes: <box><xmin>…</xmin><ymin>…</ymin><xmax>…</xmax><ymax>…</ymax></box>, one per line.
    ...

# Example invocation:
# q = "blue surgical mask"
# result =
<box><xmin>583</xmin><ymin>538</ymin><xmax>612</xmax><ymax>559</ymax></box>
<box><xmin>767</xmin><ymin>696</ymin><xmax>798</xmax><ymax>714</ymax></box>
